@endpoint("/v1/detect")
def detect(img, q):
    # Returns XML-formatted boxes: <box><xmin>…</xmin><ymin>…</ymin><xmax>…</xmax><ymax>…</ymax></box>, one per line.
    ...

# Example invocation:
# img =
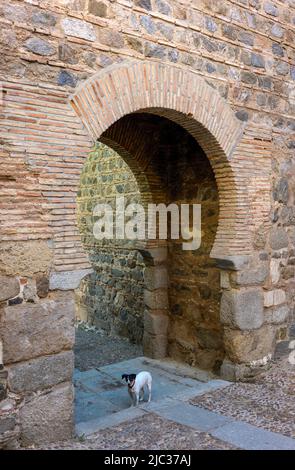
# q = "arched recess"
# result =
<box><xmin>70</xmin><ymin>60</ymin><xmax>250</xmax><ymax>260</ymax></box>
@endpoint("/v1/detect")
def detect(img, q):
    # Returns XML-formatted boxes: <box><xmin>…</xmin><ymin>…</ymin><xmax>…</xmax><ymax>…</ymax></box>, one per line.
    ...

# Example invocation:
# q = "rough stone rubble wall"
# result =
<box><xmin>0</xmin><ymin>0</ymin><xmax>294</xmax><ymax>447</ymax></box>
<box><xmin>75</xmin><ymin>143</ymin><xmax>145</xmax><ymax>344</ymax></box>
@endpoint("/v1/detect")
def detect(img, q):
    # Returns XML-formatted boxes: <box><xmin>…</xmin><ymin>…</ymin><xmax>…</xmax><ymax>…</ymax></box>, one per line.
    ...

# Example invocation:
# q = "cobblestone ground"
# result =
<box><xmin>37</xmin><ymin>413</ymin><xmax>237</xmax><ymax>450</ymax></box>
<box><xmin>190</xmin><ymin>355</ymin><xmax>295</xmax><ymax>439</ymax></box>
<box><xmin>74</xmin><ymin>323</ymin><xmax>143</xmax><ymax>371</ymax></box>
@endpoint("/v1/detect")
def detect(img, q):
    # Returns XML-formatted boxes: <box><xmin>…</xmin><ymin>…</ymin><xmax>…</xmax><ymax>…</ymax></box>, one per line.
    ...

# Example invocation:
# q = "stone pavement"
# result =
<box><xmin>74</xmin><ymin>356</ymin><xmax>228</xmax><ymax>427</ymax></box>
<box><xmin>74</xmin><ymin>356</ymin><xmax>295</xmax><ymax>451</ymax></box>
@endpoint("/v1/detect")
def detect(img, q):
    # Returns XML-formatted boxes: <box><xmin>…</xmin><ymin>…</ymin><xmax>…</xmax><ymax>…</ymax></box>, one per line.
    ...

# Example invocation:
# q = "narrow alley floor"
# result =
<box><xmin>74</xmin><ymin>322</ymin><xmax>143</xmax><ymax>371</ymax></box>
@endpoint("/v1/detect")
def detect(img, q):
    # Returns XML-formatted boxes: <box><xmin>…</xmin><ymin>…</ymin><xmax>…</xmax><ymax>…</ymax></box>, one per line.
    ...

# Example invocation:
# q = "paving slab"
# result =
<box><xmin>75</xmin><ymin>392</ymin><xmax>122</xmax><ymax>424</ymax></box>
<box><xmin>76</xmin><ymin>407</ymin><xmax>145</xmax><ymax>436</ymax></box>
<box><xmin>150</xmin><ymin>402</ymin><xmax>233</xmax><ymax>432</ymax></box>
<box><xmin>75</xmin><ymin>371</ymin><xmax>122</xmax><ymax>394</ymax></box>
<box><xmin>211</xmin><ymin>420</ymin><xmax>295</xmax><ymax>450</ymax></box>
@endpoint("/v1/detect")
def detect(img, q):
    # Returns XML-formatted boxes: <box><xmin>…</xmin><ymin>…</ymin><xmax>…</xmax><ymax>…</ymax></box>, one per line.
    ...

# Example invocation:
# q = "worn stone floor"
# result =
<box><xmin>36</xmin><ymin>325</ymin><xmax>295</xmax><ymax>450</ymax></box>
<box><xmin>74</xmin><ymin>356</ymin><xmax>229</xmax><ymax>428</ymax></box>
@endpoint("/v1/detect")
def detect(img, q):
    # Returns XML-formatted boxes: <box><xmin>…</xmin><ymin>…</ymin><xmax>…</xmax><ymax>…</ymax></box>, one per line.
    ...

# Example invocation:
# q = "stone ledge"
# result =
<box><xmin>49</xmin><ymin>269</ymin><xmax>94</xmax><ymax>291</ymax></box>
<box><xmin>213</xmin><ymin>255</ymin><xmax>250</xmax><ymax>271</ymax></box>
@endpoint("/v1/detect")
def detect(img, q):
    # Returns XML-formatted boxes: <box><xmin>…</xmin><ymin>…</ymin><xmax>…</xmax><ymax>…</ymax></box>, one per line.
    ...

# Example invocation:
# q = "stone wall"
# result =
<box><xmin>75</xmin><ymin>143</ymin><xmax>145</xmax><ymax>343</ymax></box>
<box><xmin>163</xmin><ymin>129</ymin><xmax>221</xmax><ymax>372</ymax></box>
<box><xmin>0</xmin><ymin>0</ymin><xmax>294</xmax><ymax>447</ymax></box>
<box><xmin>0</xmin><ymin>286</ymin><xmax>75</xmax><ymax>446</ymax></box>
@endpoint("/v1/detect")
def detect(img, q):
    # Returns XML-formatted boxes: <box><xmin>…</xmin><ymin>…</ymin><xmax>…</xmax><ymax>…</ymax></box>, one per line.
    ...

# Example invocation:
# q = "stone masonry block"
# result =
<box><xmin>264</xmin><ymin>289</ymin><xmax>286</xmax><ymax>307</ymax></box>
<box><xmin>144</xmin><ymin>266</ymin><xmax>168</xmax><ymax>290</ymax></box>
<box><xmin>234</xmin><ymin>262</ymin><xmax>269</xmax><ymax>286</ymax></box>
<box><xmin>144</xmin><ymin>310</ymin><xmax>169</xmax><ymax>336</ymax></box>
<box><xmin>0</xmin><ymin>241</ymin><xmax>53</xmax><ymax>277</ymax></box>
<box><xmin>273</xmin><ymin>289</ymin><xmax>286</xmax><ymax>305</ymax></box>
<box><xmin>221</xmin><ymin>288</ymin><xmax>264</xmax><ymax>330</ymax></box>
<box><xmin>264</xmin><ymin>290</ymin><xmax>274</xmax><ymax>307</ymax></box>
<box><xmin>220</xmin><ymin>271</ymin><xmax>230</xmax><ymax>288</ymax></box>
<box><xmin>270</xmin><ymin>258</ymin><xmax>280</xmax><ymax>284</ymax></box>
<box><xmin>220</xmin><ymin>358</ymin><xmax>272</xmax><ymax>381</ymax></box>
<box><xmin>265</xmin><ymin>305</ymin><xmax>289</xmax><ymax>325</ymax></box>
<box><xmin>223</xmin><ymin>325</ymin><xmax>276</xmax><ymax>363</ymax></box>
<box><xmin>144</xmin><ymin>289</ymin><xmax>168</xmax><ymax>309</ymax></box>
<box><xmin>142</xmin><ymin>247</ymin><xmax>168</xmax><ymax>265</ymax></box>
<box><xmin>0</xmin><ymin>276</ymin><xmax>19</xmax><ymax>302</ymax></box>
<box><xmin>143</xmin><ymin>332</ymin><xmax>167</xmax><ymax>359</ymax></box>
<box><xmin>49</xmin><ymin>269</ymin><xmax>93</xmax><ymax>291</ymax></box>
<box><xmin>0</xmin><ymin>292</ymin><xmax>75</xmax><ymax>364</ymax></box>
<box><xmin>7</xmin><ymin>351</ymin><xmax>74</xmax><ymax>394</ymax></box>
<box><xmin>20</xmin><ymin>382</ymin><xmax>74</xmax><ymax>446</ymax></box>
<box><xmin>61</xmin><ymin>18</ymin><xmax>96</xmax><ymax>41</ymax></box>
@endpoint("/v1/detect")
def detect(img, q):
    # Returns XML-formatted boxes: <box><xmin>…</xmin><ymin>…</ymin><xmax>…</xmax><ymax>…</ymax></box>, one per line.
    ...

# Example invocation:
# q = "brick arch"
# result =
<box><xmin>100</xmin><ymin>120</ymin><xmax>166</xmax><ymax>207</ymax></box>
<box><xmin>70</xmin><ymin>60</ymin><xmax>250</xmax><ymax>259</ymax></box>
